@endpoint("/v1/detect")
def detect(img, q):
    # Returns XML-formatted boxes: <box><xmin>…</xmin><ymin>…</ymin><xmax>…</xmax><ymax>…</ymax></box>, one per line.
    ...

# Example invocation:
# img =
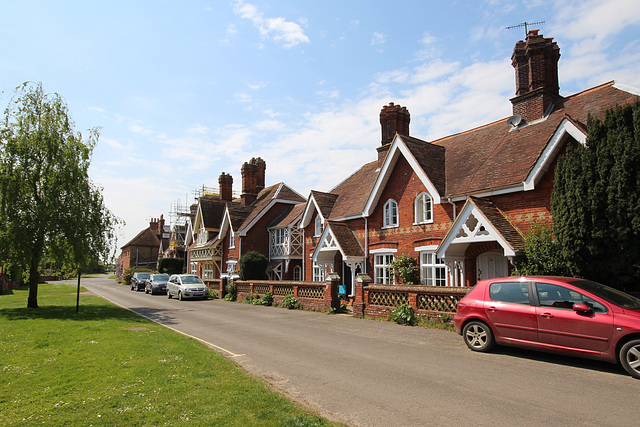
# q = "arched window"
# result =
<box><xmin>293</xmin><ymin>265</ymin><xmax>302</xmax><ymax>281</ymax></box>
<box><xmin>383</xmin><ymin>199</ymin><xmax>398</xmax><ymax>228</ymax></box>
<box><xmin>414</xmin><ymin>192</ymin><xmax>433</xmax><ymax>224</ymax></box>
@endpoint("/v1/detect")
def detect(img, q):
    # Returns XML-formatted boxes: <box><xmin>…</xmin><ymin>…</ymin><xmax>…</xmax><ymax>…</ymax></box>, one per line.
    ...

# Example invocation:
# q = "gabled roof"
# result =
<box><xmin>325</xmin><ymin>161</ymin><xmax>380</xmax><ymax>220</ymax></box>
<box><xmin>197</xmin><ymin>196</ymin><xmax>227</xmax><ymax>229</ymax></box>
<box><xmin>436</xmin><ymin>81</ymin><xmax>639</xmax><ymax>198</ymax></box>
<box><xmin>313</xmin><ymin>221</ymin><xmax>365</xmax><ymax>264</ymax></box>
<box><xmin>314</xmin><ymin>81</ymin><xmax>638</xmax><ymax>220</ymax></box>
<box><xmin>237</xmin><ymin>183</ymin><xmax>306</xmax><ymax>235</ymax></box>
<box><xmin>121</xmin><ymin>227</ymin><xmax>159</xmax><ymax>249</ymax></box>
<box><xmin>218</xmin><ymin>182</ymin><xmax>306</xmax><ymax>238</ymax></box>
<box><xmin>364</xmin><ymin>134</ymin><xmax>445</xmax><ymax>216</ymax></box>
<box><xmin>300</xmin><ymin>191</ymin><xmax>339</xmax><ymax>228</ymax></box>
<box><xmin>437</xmin><ymin>197</ymin><xmax>524</xmax><ymax>259</ymax></box>
<box><xmin>269</xmin><ymin>202</ymin><xmax>305</xmax><ymax>229</ymax></box>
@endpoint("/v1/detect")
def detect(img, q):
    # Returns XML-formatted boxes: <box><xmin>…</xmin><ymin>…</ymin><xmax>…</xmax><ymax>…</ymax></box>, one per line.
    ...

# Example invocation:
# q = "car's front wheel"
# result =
<box><xmin>178</xmin><ymin>291</ymin><xmax>183</xmax><ymax>301</ymax></box>
<box><xmin>462</xmin><ymin>320</ymin><xmax>495</xmax><ymax>352</ymax></box>
<box><xmin>619</xmin><ymin>338</ymin><xmax>640</xmax><ymax>379</ymax></box>
<box><xmin>167</xmin><ymin>290</ymin><xmax>172</xmax><ymax>299</ymax></box>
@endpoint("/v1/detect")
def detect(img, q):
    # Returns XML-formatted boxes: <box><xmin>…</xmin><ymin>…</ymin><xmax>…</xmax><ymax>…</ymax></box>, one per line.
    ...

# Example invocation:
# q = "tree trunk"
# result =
<box><xmin>27</xmin><ymin>251</ymin><xmax>41</xmax><ymax>309</ymax></box>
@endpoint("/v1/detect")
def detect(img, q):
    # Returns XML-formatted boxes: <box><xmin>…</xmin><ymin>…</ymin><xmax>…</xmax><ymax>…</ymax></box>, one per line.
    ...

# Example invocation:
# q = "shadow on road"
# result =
<box><xmin>494</xmin><ymin>345</ymin><xmax>627</xmax><ymax>377</ymax></box>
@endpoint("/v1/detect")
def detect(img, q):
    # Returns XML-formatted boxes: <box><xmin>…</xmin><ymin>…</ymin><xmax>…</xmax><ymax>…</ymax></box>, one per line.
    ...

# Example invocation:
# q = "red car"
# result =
<box><xmin>454</xmin><ymin>276</ymin><xmax>640</xmax><ymax>379</ymax></box>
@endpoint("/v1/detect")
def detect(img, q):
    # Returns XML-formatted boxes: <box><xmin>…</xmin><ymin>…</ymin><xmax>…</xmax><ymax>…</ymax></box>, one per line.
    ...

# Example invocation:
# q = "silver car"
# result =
<box><xmin>167</xmin><ymin>274</ymin><xmax>208</xmax><ymax>300</ymax></box>
<box><xmin>145</xmin><ymin>273</ymin><xmax>169</xmax><ymax>295</ymax></box>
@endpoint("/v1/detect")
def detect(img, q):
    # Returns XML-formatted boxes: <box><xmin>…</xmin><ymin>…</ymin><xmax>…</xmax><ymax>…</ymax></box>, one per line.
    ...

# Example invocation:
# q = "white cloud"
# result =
<box><xmin>371</xmin><ymin>32</ymin><xmax>385</xmax><ymax>46</ymax></box>
<box><xmin>233</xmin><ymin>0</ymin><xmax>309</xmax><ymax>48</ymax></box>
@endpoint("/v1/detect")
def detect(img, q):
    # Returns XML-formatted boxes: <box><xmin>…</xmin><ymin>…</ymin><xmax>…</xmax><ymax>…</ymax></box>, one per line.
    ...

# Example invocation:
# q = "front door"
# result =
<box><xmin>477</xmin><ymin>251</ymin><xmax>509</xmax><ymax>281</ymax></box>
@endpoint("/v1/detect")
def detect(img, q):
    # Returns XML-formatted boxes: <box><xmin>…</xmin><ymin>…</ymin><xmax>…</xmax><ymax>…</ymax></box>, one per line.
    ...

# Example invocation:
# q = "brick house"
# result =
<box><xmin>120</xmin><ymin>216</ymin><xmax>167</xmax><ymax>271</ymax></box>
<box><xmin>300</xmin><ymin>30</ymin><xmax>639</xmax><ymax>294</ymax></box>
<box><xmin>191</xmin><ymin>157</ymin><xmax>306</xmax><ymax>281</ymax></box>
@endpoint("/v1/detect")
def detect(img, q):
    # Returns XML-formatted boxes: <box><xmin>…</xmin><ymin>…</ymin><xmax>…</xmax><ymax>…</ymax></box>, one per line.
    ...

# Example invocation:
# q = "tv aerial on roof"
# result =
<box><xmin>507</xmin><ymin>115</ymin><xmax>522</xmax><ymax>129</ymax></box>
<box><xmin>506</xmin><ymin>21</ymin><xmax>545</xmax><ymax>37</ymax></box>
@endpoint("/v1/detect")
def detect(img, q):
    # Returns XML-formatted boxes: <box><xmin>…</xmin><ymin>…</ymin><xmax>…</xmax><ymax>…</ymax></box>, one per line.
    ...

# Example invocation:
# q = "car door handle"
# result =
<box><xmin>540</xmin><ymin>312</ymin><xmax>554</xmax><ymax>319</ymax></box>
<box><xmin>487</xmin><ymin>306</ymin><xmax>498</xmax><ymax>312</ymax></box>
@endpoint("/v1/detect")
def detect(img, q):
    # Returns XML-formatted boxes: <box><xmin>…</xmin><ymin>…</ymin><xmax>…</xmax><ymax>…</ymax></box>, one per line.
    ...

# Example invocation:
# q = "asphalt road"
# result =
<box><xmin>77</xmin><ymin>275</ymin><xmax>638</xmax><ymax>426</ymax></box>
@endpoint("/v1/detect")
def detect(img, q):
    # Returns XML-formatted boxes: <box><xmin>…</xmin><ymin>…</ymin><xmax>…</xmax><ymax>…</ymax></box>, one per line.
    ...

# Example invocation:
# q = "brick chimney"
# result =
<box><xmin>241</xmin><ymin>157</ymin><xmax>266</xmax><ymax>205</ymax></box>
<box><xmin>254</xmin><ymin>157</ymin><xmax>266</xmax><ymax>192</ymax></box>
<box><xmin>510</xmin><ymin>30</ymin><xmax>561</xmax><ymax>123</ymax></box>
<box><xmin>378</xmin><ymin>102</ymin><xmax>410</xmax><ymax>163</ymax></box>
<box><xmin>219</xmin><ymin>172</ymin><xmax>233</xmax><ymax>201</ymax></box>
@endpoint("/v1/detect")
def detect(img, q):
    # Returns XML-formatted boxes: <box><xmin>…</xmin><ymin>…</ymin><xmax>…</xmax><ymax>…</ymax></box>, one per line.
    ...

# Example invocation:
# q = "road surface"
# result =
<box><xmin>77</xmin><ymin>275</ymin><xmax>638</xmax><ymax>426</ymax></box>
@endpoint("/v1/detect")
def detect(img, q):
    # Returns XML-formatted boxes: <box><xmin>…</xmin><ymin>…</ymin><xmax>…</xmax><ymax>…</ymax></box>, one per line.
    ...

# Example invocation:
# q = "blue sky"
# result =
<box><xmin>1</xmin><ymin>0</ymin><xmax>639</xmax><ymax>255</ymax></box>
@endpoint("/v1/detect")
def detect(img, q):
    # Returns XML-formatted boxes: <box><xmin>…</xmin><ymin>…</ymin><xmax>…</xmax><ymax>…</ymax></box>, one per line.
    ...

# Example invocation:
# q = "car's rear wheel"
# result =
<box><xmin>619</xmin><ymin>338</ymin><xmax>640</xmax><ymax>379</ymax></box>
<box><xmin>178</xmin><ymin>291</ymin><xmax>183</xmax><ymax>301</ymax></box>
<box><xmin>462</xmin><ymin>320</ymin><xmax>495</xmax><ymax>352</ymax></box>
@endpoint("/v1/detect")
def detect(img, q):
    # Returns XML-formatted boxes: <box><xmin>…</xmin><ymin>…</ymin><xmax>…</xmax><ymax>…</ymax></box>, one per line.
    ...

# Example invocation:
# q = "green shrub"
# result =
<box><xmin>243</xmin><ymin>293</ymin><xmax>259</xmax><ymax>304</ymax></box>
<box><xmin>239</xmin><ymin>251</ymin><xmax>268</xmax><ymax>280</ymax></box>
<box><xmin>208</xmin><ymin>288</ymin><xmax>219</xmax><ymax>299</ymax></box>
<box><xmin>391</xmin><ymin>304</ymin><xmax>417</xmax><ymax>325</ymax></box>
<box><xmin>260</xmin><ymin>291</ymin><xmax>274</xmax><ymax>306</ymax></box>
<box><xmin>282</xmin><ymin>294</ymin><xmax>301</xmax><ymax>310</ymax></box>
<box><xmin>158</xmin><ymin>257</ymin><xmax>184</xmax><ymax>275</ymax></box>
<box><xmin>389</xmin><ymin>253</ymin><xmax>420</xmax><ymax>285</ymax></box>
<box><xmin>224</xmin><ymin>280</ymin><xmax>236</xmax><ymax>301</ymax></box>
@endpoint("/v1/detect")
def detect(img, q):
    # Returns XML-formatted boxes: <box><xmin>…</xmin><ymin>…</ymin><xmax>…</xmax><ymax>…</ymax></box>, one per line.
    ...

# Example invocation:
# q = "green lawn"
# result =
<box><xmin>0</xmin><ymin>284</ymin><xmax>339</xmax><ymax>426</ymax></box>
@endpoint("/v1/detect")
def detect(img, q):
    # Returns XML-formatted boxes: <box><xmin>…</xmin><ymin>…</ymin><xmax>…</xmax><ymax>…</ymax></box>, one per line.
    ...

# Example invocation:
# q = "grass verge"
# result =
<box><xmin>0</xmin><ymin>284</ymin><xmax>338</xmax><ymax>426</ymax></box>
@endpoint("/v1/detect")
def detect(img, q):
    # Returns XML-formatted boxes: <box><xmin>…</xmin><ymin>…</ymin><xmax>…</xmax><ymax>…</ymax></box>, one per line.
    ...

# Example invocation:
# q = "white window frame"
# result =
<box><xmin>419</xmin><ymin>250</ymin><xmax>446</xmax><ymax>286</ymax></box>
<box><xmin>414</xmin><ymin>192</ymin><xmax>433</xmax><ymax>225</ymax></box>
<box><xmin>313</xmin><ymin>262</ymin><xmax>326</xmax><ymax>282</ymax></box>
<box><xmin>374</xmin><ymin>253</ymin><xmax>394</xmax><ymax>284</ymax></box>
<box><xmin>293</xmin><ymin>265</ymin><xmax>302</xmax><ymax>281</ymax></box>
<box><xmin>383</xmin><ymin>199</ymin><xmax>398</xmax><ymax>228</ymax></box>
<box><xmin>229</xmin><ymin>229</ymin><xmax>235</xmax><ymax>249</ymax></box>
<box><xmin>203</xmin><ymin>263</ymin><xmax>213</xmax><ymax>280</ymax></box>
<box><xmin>314</xmin><ymin>215</ymin><xmax>323</xmax><ymax>237</ymax></box>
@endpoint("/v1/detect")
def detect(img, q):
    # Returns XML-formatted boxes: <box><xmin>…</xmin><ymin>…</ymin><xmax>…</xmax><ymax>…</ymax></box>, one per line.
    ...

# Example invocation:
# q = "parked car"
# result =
<box><xmin>454</xmin><ymin>276</ymin><xmax>640</xmax><ymax>379</ymax></box>
<box><xmin>130</xmin><ymin>272</ymin><xmax>151</xmax><ymax>291</ymax></box>
<box><xmin>145</xmin><ymin>273</ymin><xmax>169</xmax><ymax>295</ymax></box>
<box><xmin>167</xmin><ymin>274</ymin><xmax>208</xmax><ymax>300</ymax></box>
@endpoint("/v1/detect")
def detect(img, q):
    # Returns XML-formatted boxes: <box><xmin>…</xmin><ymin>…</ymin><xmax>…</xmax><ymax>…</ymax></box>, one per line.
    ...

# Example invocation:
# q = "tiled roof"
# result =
<box><xmin>327</xmin><ymin>161</ymin><xmax>380</xmax><ymax>219</ymax></box>
<box><xmin>237</xmin><ymin>183</ymin><xmax>305</xmax><ymax>232</ymax></box>
<box><xmin>435</xmin><ymin>81</ymin><xmax>638</xmax><ymax>197</ymax></box>
<box><xmin>269</xmin><ymin>202</ymin><xmax>306</xmax><ymax>228</ymax></box>
<box><xmin>401</xmin><ymin>135</ymin><xmax>446</xmax><ymax>196</ymax></box>
<box><xmin>227</xmin><ymin>203</ymin><xmax>254</xmax><ymax>231</ymax></box>
<box><xmin>327</xmin><ymin>221</ymin><xmax>365</xmax><ymax>257</ymax></box>
<box><xmin>470</xmin><ymin>197</ymin><xmax>525</xmax><ymax>251</ymax></box>
<box><xmin>319</xmin><ymin>81</ymin><xmax>638</xmax><ymax>211</ymax></box>
<box><xmin>121</xmin><ymin>227</ymin><xmax>159</xmax><ymax>249</ymax></box>
<box><xmin>310</xmin><ymin>191</ymin><xmax>338</xmax><ymax>218</ymax></box>
<box><xmin>199</xmin><ymin>196</ymin><xmax>227</xmax><ymax>229</ymax></box>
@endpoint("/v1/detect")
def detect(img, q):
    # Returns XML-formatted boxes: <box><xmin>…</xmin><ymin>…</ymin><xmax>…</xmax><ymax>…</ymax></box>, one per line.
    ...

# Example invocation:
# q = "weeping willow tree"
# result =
<box><xmin>552</xmin><ymin>101</ymin><xmax>640</xmax><ymax>292</ymax></box>
<box><xmin>0</xmin><ymin>82</ymin><xmax>120</xmax><ymax>308</ymax></box>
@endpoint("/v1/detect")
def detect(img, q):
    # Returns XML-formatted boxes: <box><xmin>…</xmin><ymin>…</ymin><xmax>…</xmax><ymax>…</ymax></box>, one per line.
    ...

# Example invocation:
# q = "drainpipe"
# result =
<box><xmin>447</xmin><ymin>198</ymin><xmax>457</xmax><ymax>220</ymax></box>
<box><xmin>364</xmin><ymin>217</ymin><xmax>368</xmax><ymax>274</ymax></box>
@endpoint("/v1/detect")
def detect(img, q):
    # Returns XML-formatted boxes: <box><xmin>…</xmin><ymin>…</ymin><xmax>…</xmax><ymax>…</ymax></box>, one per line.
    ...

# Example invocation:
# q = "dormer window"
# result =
<box><xmin>383</xmin><ymin>199</ymin><xmax>398</xmax><ymax>228</ymax></box>
<box><xmin>414</xmin><ymin>192</ymin><xmax>433</xmax><ymax>224</ymax></box>
<box><xmin>314</xmin><ymin>215</ymin><xmax>323</xmax><ymax>237</ymax></box>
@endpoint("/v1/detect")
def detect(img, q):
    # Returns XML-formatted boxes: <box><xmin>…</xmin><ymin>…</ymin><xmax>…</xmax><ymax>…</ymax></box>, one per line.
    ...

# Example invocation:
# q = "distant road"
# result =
<box><xmin>77</xmin><ymin>275</ymin><xmax>638</xmax><ymax>427</ymax></box>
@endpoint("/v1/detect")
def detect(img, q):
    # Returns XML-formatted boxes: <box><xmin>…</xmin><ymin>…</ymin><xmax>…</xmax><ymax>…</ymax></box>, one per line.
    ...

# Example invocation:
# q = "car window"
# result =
<box><xmin>182</xmin><ymin>276</ymin><xmax>203</xmax><ymax>284</ymax></box>
<box><xmin>569</xmin><ymin>280</ymin><xmax>640</xmax><ymax>309</ymax></box>
<box><xmin>154</xmin><ymin>274</ymin><xmax>169</xmax><ymax>281</ymax></box>
<box><xmin>138</xmin><ymin>273</ymin><xmax>150</xmax><ymax>279</ymax></box>
<box><xmin>536</xmin><ymin>283</ymin><xmax>607</xmax><ymax>313</ymax></box>
<box><xmin>489</xmin><ymin>282</ymin><xmax>530</xmax><ymax>304</ymax></box>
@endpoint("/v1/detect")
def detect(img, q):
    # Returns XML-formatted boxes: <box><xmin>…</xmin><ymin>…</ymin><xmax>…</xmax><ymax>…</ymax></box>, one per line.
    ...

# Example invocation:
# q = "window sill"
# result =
<box><xmin>413</xmin><ymin>220</ymin><xmax>434</xmax><ymax>226</ymax></box>
<box><xmin>381</xmin><ymin>224</ymin><xmax>399</xmax><ymax>230</ymax></box>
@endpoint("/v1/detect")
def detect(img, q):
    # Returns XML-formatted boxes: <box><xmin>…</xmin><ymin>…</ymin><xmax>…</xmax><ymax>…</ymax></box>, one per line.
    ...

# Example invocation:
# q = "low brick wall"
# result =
<box><xmin>361</xmin><ymin>284</ymin><xmax>469</xmax><ymax>318</ymax></box>
<box><xmin>234</xmin><ymin>279</ymin><xmax>334</xmax><ymax>312</ymax></box>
